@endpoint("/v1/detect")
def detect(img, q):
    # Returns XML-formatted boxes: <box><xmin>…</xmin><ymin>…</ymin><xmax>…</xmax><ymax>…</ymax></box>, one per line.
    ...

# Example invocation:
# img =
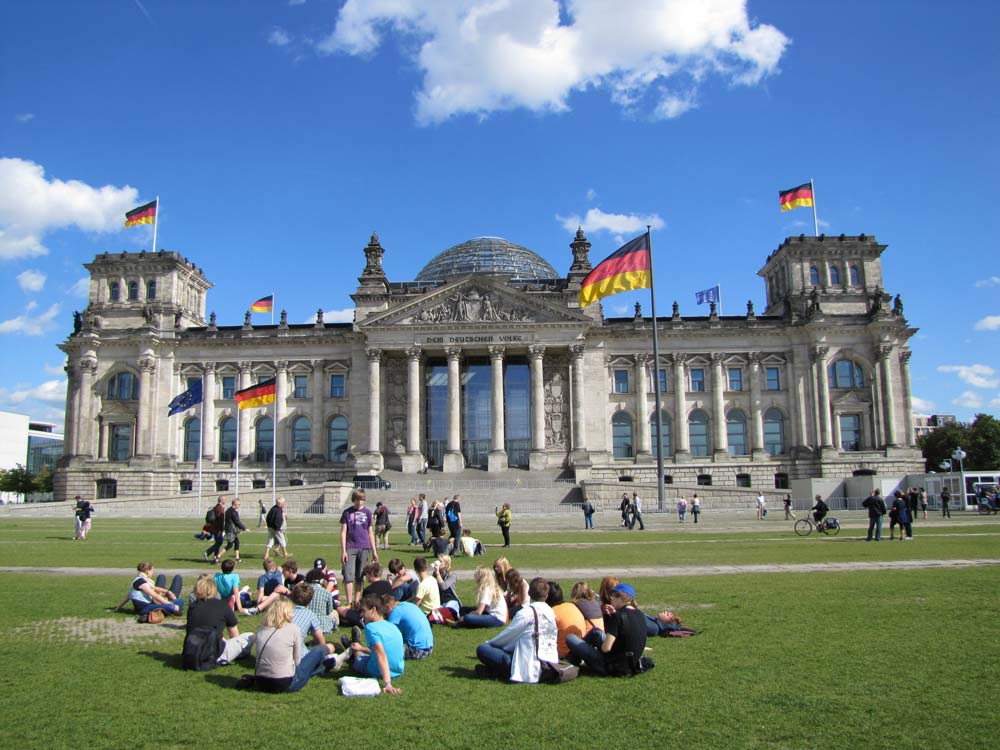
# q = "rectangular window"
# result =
<box><xmin>179</xmin><ymin>480</ymin><xmax>193</xmax><ymax>493</ymax></box>
<box><xmin>728</xmin><ymin>368</ymin><xmax>743</xmax><ymax>391</ymax></box>
<box><xmin>690</xmin><ymin>368</ymin><xmax>705</xmax><ymax>392</ymax></box>
<box><xmin>765</xmin><ymin>367</ymin><xmax>781</xmax><ymax>391</ymax></box>
<box><xmin>839</xmin><ymin>414</ymin><xmax>861</xmax><ymax>451</ymax></box>
<box><xmin>215</xmin><ymin>479</ymin><xmax>229</xmax><ymax>492</ymax></box>
<box><xmin>186</xmin><ymin>377</ymin><xmax>200</xmax><ymax>391</ymax></box>
<box><xmin>96</xmin><ymin>478</ymin><xmax>117</xmax><ymax>499</ymax></box>
<box><xmin>109</xmin><ymin>424</ymin><xmax>132</xmax><ymax>461</ymax></box>
<box><xmin>330</xmin><ymin>374</ymin><xmax>345</xmax><ymax>398</ymax></box>
<box><xmin>293</xmin><ymin>374</ymin><xmax>308</xmax><ymax>399</ymax></box>
<box><xmin>614</xmin><ymin>369</ymin><xmax>629</xmax><ymax>394</ymax></box>
<box><xmin>658</xmin><ymin>368</ymin><xmax>668</xmax><ymax>393</ymax></box>
<box><xmin>736</xmin><ymin>473</ymin><xmax>752</xmax><ymax>488</ymax></box>
<box><xmin>222</xmin><ymin>376</ymin><xmax>235</xmax><ymax>400</ymax></box>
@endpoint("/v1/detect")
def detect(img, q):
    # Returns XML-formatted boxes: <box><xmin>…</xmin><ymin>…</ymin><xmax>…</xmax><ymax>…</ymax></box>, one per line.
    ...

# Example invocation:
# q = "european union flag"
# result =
<box><xmin>695</xmin><ymin>286</ymin><xmax>720</xmax><ymax>305</ymax></box>
<box><xmin>167</xmin><ymin>379</ymin><xmax>203</xmax><ymax>416</ymax></box>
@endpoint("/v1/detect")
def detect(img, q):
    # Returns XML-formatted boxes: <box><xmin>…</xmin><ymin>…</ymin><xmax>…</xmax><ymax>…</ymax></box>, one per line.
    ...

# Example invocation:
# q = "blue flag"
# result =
<box><xmin>695</xmin><ymin>286</ymin><xmax>720</xmax><ymax>305</ymax></box>
<box><xmin>167</xmin><ymin>379</ymin><xmax>203</xmax><ymax>416</ymax></box>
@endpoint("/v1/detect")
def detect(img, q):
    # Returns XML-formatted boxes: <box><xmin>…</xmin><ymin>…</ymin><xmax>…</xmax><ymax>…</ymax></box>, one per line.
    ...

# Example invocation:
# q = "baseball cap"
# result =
<box><xmin>313</xmin><ymin>557</ymin><xmax>326</xmax><ymax>570</ymax></box>
<box><xmin>612</xmin><ymin>583</ymin><xmax>636</xmax><ymax>599</ymax></box>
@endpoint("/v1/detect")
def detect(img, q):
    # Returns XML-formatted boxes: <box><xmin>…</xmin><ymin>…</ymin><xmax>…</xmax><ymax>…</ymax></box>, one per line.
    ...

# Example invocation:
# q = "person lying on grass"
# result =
<box><xmin>453</xmin><ymin>565</ymin><xmax>507</xmax><ymax>628</ymax></box>
<box><xmin>474</xmin><ymin>577</ymin><xmax>557</xmax><ymax>684</ymax></box>
<box><xmin>129</xmin><ymin>562</ymin><xmax>184</xmax><ymax>618</ymax></box>
<box><xmin>328</xmin><ymin>593</ymin><xmax>404</xmax><ymax>694</ymax></box>
<box><xmin>250</xmin><ymin>597</ymin><xmax>336</xmax><ymax>694</ymax></box>
<box><xmin>565</xmin><ymin>582</ymin><xmax>653</xmax><ymax>677</ymax></box>
<box><xmin>598</xmin><ymin>575</ymin><xmax>682</xmax><ymax>637</ymax></box>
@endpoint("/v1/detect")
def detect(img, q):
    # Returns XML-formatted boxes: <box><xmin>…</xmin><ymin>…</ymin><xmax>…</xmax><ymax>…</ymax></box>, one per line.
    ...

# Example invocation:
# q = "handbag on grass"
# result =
<box><xmin>531</xmin><ymin>606</ymin><xmax>579</xmax><ymax>683</ymax></box>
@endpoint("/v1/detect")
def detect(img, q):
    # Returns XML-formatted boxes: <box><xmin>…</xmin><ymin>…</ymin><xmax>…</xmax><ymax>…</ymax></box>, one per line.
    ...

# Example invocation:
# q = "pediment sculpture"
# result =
<box><xmin>408</xmin><ymin>288</ymin><xmax>536</xmax><ymax>324</ymax></box>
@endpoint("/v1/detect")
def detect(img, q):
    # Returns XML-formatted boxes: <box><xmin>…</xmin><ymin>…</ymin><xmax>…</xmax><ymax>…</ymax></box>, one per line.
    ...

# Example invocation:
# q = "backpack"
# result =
<box><xmin>205</xmin><ymin>507</ymin><xmax>215</xmax><ymax>525</ymax></box>
<box><xmin>446</xmin><ymin>504</ymin><xmax>458</xmax><ymax>524</ymax></box>
<box><xmin>181</xmin><ymin>626</ymin><xmax>223</xmax><ymax>671</ymax></box>
<box><xmin>265</xmin><ymin>504</ymin><xmax>282</xmax><ymax>529</ymax></box>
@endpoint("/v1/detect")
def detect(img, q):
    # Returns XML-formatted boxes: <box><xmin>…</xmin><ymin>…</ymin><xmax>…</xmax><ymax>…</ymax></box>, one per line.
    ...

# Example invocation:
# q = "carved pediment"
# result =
<box><xmin>831</xmin><ymin>389</ymin><xmax>871</xmax><ymax>406</ymax></box>
<box><xmin>361</xmin><ymin>277</ymin><xmax>587</xmax><ymax>328</ymax></box>
<box><xmin>99</xmin><ymin>401</ymin><xmax>137</xmax><ymax>420</ymax></box>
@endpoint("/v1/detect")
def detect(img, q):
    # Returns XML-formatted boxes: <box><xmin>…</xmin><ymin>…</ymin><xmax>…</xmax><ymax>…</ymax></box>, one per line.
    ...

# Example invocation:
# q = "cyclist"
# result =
<box><xmin>811</xmin><ymin>495</ymin><xmax>829</xmax><ymax>531</ymax></box>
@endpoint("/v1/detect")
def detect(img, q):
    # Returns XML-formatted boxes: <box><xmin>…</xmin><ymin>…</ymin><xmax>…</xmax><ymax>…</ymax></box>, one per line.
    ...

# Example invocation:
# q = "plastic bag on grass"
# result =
<box><xmin>339</xmin><ymin>676</ymin><xmax>381</xmax><ymax>697</ymax></box>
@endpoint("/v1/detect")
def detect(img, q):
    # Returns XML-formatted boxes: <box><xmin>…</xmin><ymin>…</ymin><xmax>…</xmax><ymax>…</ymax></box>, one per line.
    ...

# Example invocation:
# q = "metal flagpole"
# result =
<box><xmin>235</xmin><ymin>405</ymin><xmax>240</xmax><ymax>499</ymax></box>
<box><xmin>646</xmin><ymin>226</ymin><xmax>666</xmax><ymax>513</ymax></box>
<box><xmin>271</xmin><ymin>399</ymin><xmax>276</xmax><ymax>505</ymax></box>
<box><xmin>197</xmin><ymin>390</ymin><xmax>204</xmax><ymax>518</ymax></box>
<box><xmin>810</xmin><ymin>178</ymin><xmax>819</xmax><ymax>236</ymax></box>
<box><xmin>716</xmin><ymin>283</ymin><xmax>723</xmax><ymax>316</ymax></box>
<box><xmin>152</xmin><ymin>195</ymin><xmax>159</xmax><ymax>253</ymax></box>
<box><xmin>271</xmin><ymin>291</ymin><xmax>275</xmax><ymax>326</ymax></box>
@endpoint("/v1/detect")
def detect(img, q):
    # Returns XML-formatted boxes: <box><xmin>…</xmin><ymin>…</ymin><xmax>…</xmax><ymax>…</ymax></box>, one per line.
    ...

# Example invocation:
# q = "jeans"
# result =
<box><xmin>630</xmin><ymin>512</ymin><xmax>645</xmax><ymax>530</ymax></box>
<box><xmin>408</xmin><ymin>520</ymin><xmax>418</xmax><ymax>545</ymax></box>
<box><xmin>692</xmin><ymin>510</ymin><xmax>699</xmax><ymax>524</ymax></box>
<box><xmin>136</xmin><ymin>574</ymin><xmax>184</xmax><ymax>616</ymax></box>
<box><xmin>565</xmin><ymin>634</ymin><xmax>610</xmax><ymax>675</ymax></box>
<box><xmin>417</xmin><ymin>520</ymin><xmax>427</xmax><ymax>547</ymax></box>
<box><xmin>499</xmin><ymin>525</ymin><xmax>510</xmax><ymax>547</ymax></box>
<box><xmin>205</xmin><ymin>534</ymin><xmax>223</xmax><ymax>559</ymax></box>
<box><xmin>460</xmin><ymin>613</ymin><xmax>504</xmax><ymax>628</ymax></box>
<box><xmin>476</xmin><ymin>642</ymin><xmax>514</xmax><ymax>678</ymax></box>
<box><xmin>866</xmin><ymin>515</ymin><xmax>883</xmax><ymax>541</ymax></box>
<box><xmin>584</xmin><ymin>512</ymin><xmax>594</xmax><ymax>529</ymax></box>
<box><xmin>288</xmin><ymin>646</ymin><xmax>329</xmax><ymax>692</ymax></box>
<box><xmin>642</xmin><ymin>612</ymin><xmax>676</xmax><ymax>637</ymax></box>
<box><xmin>392</xmin><ymin>580</ymin><xmax>417</xmax><ymax>601</ymax></box>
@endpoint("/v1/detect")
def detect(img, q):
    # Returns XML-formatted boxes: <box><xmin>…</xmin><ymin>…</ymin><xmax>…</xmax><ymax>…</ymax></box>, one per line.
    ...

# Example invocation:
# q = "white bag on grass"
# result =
<box><xmin>339</xmin><ymin>676</ymin><xmax>381</xmax><ymax>697</ymax></box>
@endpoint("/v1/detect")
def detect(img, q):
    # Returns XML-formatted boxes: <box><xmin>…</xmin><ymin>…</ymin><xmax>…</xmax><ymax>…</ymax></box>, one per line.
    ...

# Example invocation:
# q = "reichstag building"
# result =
<box><xmin>56</xmin><ymin>230</ymin><xmax>922</xmax><ymax>500</ymax></box>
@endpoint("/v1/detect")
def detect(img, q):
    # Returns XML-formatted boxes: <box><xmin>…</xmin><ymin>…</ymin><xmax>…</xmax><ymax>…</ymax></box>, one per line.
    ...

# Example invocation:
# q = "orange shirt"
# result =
<box><xmin>552</xmin><ymin>602</ymin><xmax>586</xmax><ymax>658</ymax></box>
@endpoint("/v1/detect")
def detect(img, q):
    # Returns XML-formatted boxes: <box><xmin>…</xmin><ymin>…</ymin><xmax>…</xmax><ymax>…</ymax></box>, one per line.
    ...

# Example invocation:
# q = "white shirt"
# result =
<box><xmin>756</xmin><ymin>494</ymin><xmax>766</xmax><ymax>507</ymax></box>
<box><xmin>418</xmin><ymin>500</ymin><xmax>428</xmax><ymax>521</ymax></box>
<box><xmin>486</xmin><ymin>602</ymin><xmax>557</xmax><ymax>683</ymax></box>
<box><xmin>632</xmin><ymin>495</ymin><xmax>642</xmax><ymax>513</ymax></box>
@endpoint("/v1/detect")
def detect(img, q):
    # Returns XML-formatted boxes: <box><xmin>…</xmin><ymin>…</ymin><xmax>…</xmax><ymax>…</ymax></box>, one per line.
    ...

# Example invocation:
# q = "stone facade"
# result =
<box><xmin>55</xmin><ymin>232</ymin><xmax>923</xmax><ymax>501</ymax></box>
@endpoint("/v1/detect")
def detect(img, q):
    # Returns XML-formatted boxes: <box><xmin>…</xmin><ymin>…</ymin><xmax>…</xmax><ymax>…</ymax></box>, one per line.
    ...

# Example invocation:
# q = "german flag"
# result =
<box><xmin>124</xmin><ymin>199</ymin><xmax>157</xmax><ymax>227</ymax></box>
<box><xmin>250</xmin><ymin>295</ymin><xmax>273</xmax><ymax>313</ymax></box>
<box><xmin>235</xmin><ymin>378</ymin><xmax>276</xmax><ymax>410</ymax></box>
<box><xmin>578</xmin><ymin>234</ymin><xmax>652</xmax><ymax>308</ymax></box>
<box><xmin>779</xmin><ymin>182</ymin><xmax>813</xmax><ymax>212</ymax></box>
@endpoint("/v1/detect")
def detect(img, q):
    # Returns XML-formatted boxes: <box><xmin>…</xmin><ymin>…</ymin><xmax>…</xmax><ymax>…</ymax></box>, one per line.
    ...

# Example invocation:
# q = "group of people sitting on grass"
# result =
<box><xmin>130</xmin><ymin>547</ymin><xmax>696</xmax><ymax>692</ymax></box>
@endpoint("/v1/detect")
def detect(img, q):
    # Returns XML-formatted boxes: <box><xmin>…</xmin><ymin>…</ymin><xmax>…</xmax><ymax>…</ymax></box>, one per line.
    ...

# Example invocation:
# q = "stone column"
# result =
<box><xmin>749</xmin><ymin>353</ymin><xmax>766</xmax><ymax>459</ymax></box>
<box><xmin>274</xmin><ymin>361</ymin><xmax>288</xmax><ymax>461</ymax></box>
<box><xmin>364</xmin><ymin>350</ymin><xmax>381</xmax><ymax>461</ymax></box>
<box><xmin>402</xmin><ymin>347</ymin><xmax>425</xmax><ymax>473</ymax></box>
<box><xmin>635</xmin><ymin>353</ymin><xmax>651</xmax><ymax>458</ymax></box>
<box><xmin>310</xmin><ymin>359</ymin><xmax>325</xmax><ymax>460</ymax></box>
<box><xmin>570</xmin><ymin>345</ymin><xmax>587</xmax><ymax>454</ymax></box>
<box><xmin>63</xmin><ymin>363</ymin><xmax>79</xmax><ymax>457</ymax></box>
<box><xmin>78</xmin><ymin>358</ymin><xmax>98</xmax><ymax>458</ymax></box>
<box><xmin>528</xmin><ymin>345</ymin><xmax>547</xmax><ymax>470</ymax></box>
<box><xmin>812</xmin><ymin>346</ymin><xmax>833</xmax><ymax>448</ymax></box>
<box><xmin>671</xmin><ymin>353</ymin><xmax>690</xmax><ymax>460</ymax></box>
<box><xmin>788</xmin><ymin>349</ymin><xmax>805</xmax><ymax>452</ymax></box>
<box><xmin>136</xmin><ymin>354</ymin><xmax>156</xmax><ymax>458</ymax></box>
<box><xmin>202</xmin><ymin>363</ymin><xmax>217</xmax><ymax>462</ymax></box>
<box><xmin>878</xmin><ymin>345</ymin><xmax>900</xmax><ymax>447</ymax></box>
<box><xmin>237</xmin><ymin>362</ymin><xmax>252</xmax><ymax>459</ymax></box>
<box><xmin>443</xmin><ymin>346</ymin><xmax>465</xmax><ymax>472</ymax></box>
<box><xmin>898</xmin><ymin>350</ymin><xmax>914</xmax><ymax>447</ymax></box>
<box><xmin>710</xmin><ymin>354</ymin><xmax>727</xmax><ymax>459</ymax></box>
<box><xmin>488</xmin><ymin>346</ymin><xmax>508</xmax><ymax>472</ymax></box>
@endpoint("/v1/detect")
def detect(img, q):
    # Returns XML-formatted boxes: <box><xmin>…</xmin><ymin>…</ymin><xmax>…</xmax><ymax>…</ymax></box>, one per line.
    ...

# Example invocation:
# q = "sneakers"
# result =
<box><xmin>202</xmin><ymin>550</ymin><xmax>210</xmax><ymax>561</ymax></box>
<box><xmin>243</xmin><ymin>607</ymin><xmax>260</xmax><ymax>616</ymax></box>
<box><xmin>239</xmin><ymin>585</ymin><xmax>250</xmax><ymax>595</ymax></box>
<box><xmin>350</xmin><ymin>626</ymin><xmax>363</xmax><ymax>645</ymax></box>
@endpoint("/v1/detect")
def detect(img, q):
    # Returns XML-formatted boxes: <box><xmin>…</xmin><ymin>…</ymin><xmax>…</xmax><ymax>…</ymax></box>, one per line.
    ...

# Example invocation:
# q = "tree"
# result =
<box><xmin>0</xmin><ymin>464</ymin><xmax>38</xmax><ymax>502</ymax></box>
<box><xmin>966</xmin><ymin>414</ymin><xmax>1000</xmax><ymax>470</ymax></box>
<box><xmin>33</xmin><ymin>465</ymin><xmax>54</xmax><ymax>493</ymax></box>
<box><xmin>918</xmin><ymin>422</ymin><xmax>969</xmax><ymax>472</ymax></box>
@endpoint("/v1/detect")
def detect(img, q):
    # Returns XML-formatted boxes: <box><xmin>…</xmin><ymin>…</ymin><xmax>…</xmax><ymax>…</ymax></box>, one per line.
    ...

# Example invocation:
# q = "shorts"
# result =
<box><xmin>266</xmin><ymin>528</ymin><xmax>287</xmax><ymax>549</ymax></box>
<box><xmin>342</xmin><ymin>548</ymin><xmax>371</xmax><ymax>584</ymax></box>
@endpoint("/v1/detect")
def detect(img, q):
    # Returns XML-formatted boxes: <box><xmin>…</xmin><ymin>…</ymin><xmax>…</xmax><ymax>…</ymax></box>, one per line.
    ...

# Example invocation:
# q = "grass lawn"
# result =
<box><xmin>1</xmin><ymin>517</ymin><xmax>998</xmax><ymax>750</ymax></box>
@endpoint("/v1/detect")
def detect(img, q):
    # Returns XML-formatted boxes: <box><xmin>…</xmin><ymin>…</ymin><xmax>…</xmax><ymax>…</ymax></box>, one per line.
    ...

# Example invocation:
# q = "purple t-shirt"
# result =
<box><xmin>340</xmin><ymin>506</ymin><xmax>374</xmax><ymax>550</ymax></box>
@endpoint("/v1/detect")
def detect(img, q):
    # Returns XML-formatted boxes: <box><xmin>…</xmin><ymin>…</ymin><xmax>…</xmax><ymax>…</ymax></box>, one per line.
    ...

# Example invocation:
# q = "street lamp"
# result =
<box><xmin>952</xmin><ymin>447</ymin><xmax>967</xmax><ymax>509</ymax></box>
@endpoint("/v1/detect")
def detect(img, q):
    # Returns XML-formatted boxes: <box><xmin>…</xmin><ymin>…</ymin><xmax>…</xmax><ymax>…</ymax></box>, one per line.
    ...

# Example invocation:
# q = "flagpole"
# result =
<box><xmin>810</xmin><ymin>178</ymin><xmax>819</xmax><ymax>237</ymax></box>
<box><xmin>152</xmin><ymin>195</ymin><xmax>159</xmax><ymax>253</ymax></box>
<box><xmin>197</xmin><ymin>390</ymin><xmax>204</xmax><ymax>519</ymax></box>
<box><xmin>646</xmin><ymin>226</ymin><xmax>666</xmax><ymax>513</ymax></box>
<box><xmin>271</xmin><ymin>399</ymin><xmax>277</xmax><ymax>506</ymax></box>
<box><xmin>717</xmin><ymin>284</ymin><xmax>723</xmax><ymax>316</ymax></box>
<box><xmin>235</xmin><ymin>405</ymin><xmax>240</xmax><ymax>500</ymax></box>
<box><xmin>271</xmin><ymin>291</ymin><xmax>275</xmax><ymax>326</ymax></box>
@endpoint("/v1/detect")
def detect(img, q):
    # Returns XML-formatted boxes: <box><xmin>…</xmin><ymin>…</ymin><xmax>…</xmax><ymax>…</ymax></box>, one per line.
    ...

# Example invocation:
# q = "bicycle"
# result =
<box><xmin>977</xmin><ymin>500</ymin><xmax>998</xmax><ymax>516</ymax></box>
<box><xmin>794</xmin><ymin>516</ymin><xmax>841</xmax><ymax>537</ymax></box>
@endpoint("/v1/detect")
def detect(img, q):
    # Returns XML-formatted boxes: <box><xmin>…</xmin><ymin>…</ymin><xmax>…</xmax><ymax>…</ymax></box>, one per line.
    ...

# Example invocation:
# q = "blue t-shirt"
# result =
<box><xmin>387</xmin><ymin>601</ymin><xmax>434</xmax><ymax>651</ymax></box>
<box><xmin>256</xmin><ymin>570</ymin><xmax>283</xmax><ymax>595</ymax></box>
<box><xmin>364</xmin><ymin>620</ymin><xmax>405</xmax><ymax>679</ymax></box>
<box><xmin>214</xmin><ymin>572</ymin><xmax>240</xmax><ymax>599</ymax></box>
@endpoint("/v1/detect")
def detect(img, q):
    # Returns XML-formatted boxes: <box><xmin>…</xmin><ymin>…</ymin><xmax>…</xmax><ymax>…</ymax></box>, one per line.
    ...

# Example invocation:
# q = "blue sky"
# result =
<box><xmin>1</xmin><ymin>0</ymin><xmax>998</xmax><ymax>428</ymax></box>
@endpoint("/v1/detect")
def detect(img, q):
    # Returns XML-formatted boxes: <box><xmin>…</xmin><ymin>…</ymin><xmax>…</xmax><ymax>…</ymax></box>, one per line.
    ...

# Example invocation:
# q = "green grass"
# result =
<box><xmin>1</xmin><ymin>518</ymin><xmax>998</xmax><ymax>750</ymax></box>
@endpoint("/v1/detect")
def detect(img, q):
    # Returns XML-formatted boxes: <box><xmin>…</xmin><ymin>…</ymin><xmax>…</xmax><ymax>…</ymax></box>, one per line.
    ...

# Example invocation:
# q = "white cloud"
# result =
<box><xmin>974</xmin><ymin>276</ymin><xmax>1000</xmax><ymax>288</ymax></box>
<box><xmin>974</xmin><ymin>315</ymin><xmax>1000</xmax><ymax>331</ymax></box>
<box><xmin>558</xmin><ymin>207</ymin><xmax>665</xmax><ymax>236</ymax></box>
<box><xmin>69</xmin><ymin>276</ymin><xmax>90</xmax><ymax>298</ymax></box>
<box><xmin>0</xmin><ymin>158</ymin><xmax>139</xmax><ymax>260</ymax></box>
<box><xmin>911</xmin><ymin>396</ymin><xmax>937</xmax><ymax>414</ymax></box>
<box><xmin>289</xmin><ymin>0</ymin><xmax>306</xmax><ymax>5</ymax></box>
<box><xmin>43</xmin><ymin>362</ymin><xmax>66</xmax><ymax>376</ymax></box>
<box><xmin>0</xmin><ymin>378</ymin><xmax>67</xmax><ymax>407</ymax></box>
<box><xmin>303</xmin><ymin>307</ymin><xmax>355</xmax><ymax>324</ymax></box>
<box><xmin>15</xmin><ymin>113</ymin><xmax>35</xmax><ymax>123</ymax></box>
<box><xmin>269</xmin><ymin>27</ymin><xmax>292</xmax><ymax>46</ymax></box>
<box><xmin>318</xmin><ymin>0</ymin><xmax>789</xmax><ymax>124</ymax></box>
<box><xmin>0</xmin><ymin>303</ymin><xmax>60</xmax><ymax>336</ymax></box>
<box><xmin>937</xmin><ymin>364</ymin><xmax>999</xmax><ymax>389</ymax></box>
<box><xmin>585</xmin><ymin>188</ymin><xmax>596</xmax><ymax>201</ymax></box>
<box><xmin>990</xmin><ymin>394</ymin><xmax>1000</xmax><ymax>408</ymax></box>
<box><xmin>953</xmin><ymin>390</ymin><xmax>983</xmax><ymax>409</ymax></box>
<box><xmin>16</xmin><ymin>269</ymin><xmax>46</xmax><ymax>292</ymax></box>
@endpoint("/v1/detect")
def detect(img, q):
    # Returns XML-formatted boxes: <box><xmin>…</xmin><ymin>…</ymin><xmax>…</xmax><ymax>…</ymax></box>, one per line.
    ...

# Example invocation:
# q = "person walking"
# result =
<box><xmin>941</xmin><ymin>487</ymin><xmax>951</xmax><ymax>518</ymax></box>
<box><xmin>73</xmin><ymin>495</ymin><xmax>94</xmax><ymax>540</ymax></box>
<box><xmin>223</xmin><ymin>498</ymin><xmax>248</xmax><ymax>562</ymax></box>
<box><xmin>445</xmin><ymin>495</ymin><xmax>464</xmax><ymax>555</ymax></box>
<box><xmin>691</xmin><ymin>495</ymin><xmax>700</xmax><ymax>524</ymax></box>
<box><xmin>406</xmin><ymin>498</ymin><xmax>419</xmax><ymax>546</ymax></box>
<box><xmin>755</xmin><ymin>492</ymin><xmax>766</xmax><ymax>520</ymax></box>
<box><xmin>919</xmin><ymin>488</ymin><xmax>928</xmax><ymax>519</ymax></box>
<box><xmin>582</xmin><ymin>499</ymin><xmax>595</xmax><ymax>529</ymax></box>
<box><xmin>783</xmin><ymin>494</ymin><xmax>796</xmax><ymax>520</ymax></box>
<box><xmin>257</xmin><ymin>498</ymin><xmax>267</xmax><ymax>527</ymax></box>
<box><xmin>629</xmin><ymin>492</ymin><xmax>645</xmax><ymax>530</ymax></box>
<box><xmin>264</xmin><ymin>497</ymin><xmax>290</xmax><ymax>560</ymax></box>
<box><xmin>676</xmin><ymin>496</ymin><xmax>687</xmax><ymax>523</ymax></box>
<box><xmin>619</xmin><ymin>493</ymin><xmax>631</xmax><ymax>527</ymax></box>
<box><xmin>416</xmin><ymin>494</ymin><xmax>428</xmax><ymax>549</ymax></box>
<box><xmin>496</xmin><ymin>502</ymin><xmax>512</xmax><ymax>547</ymax></box>
<box><xmin>862</xmin><ymin>489</ymin><xmax>886</xmax><ymax>541</ymax></box>
<box><xmin>203</xmin><ymin>497</ymin><xmax>226</xmax><ymax>563</ymax></box>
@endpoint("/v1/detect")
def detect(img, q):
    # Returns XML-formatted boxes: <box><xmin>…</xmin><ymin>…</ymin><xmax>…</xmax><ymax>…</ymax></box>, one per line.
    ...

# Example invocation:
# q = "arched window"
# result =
<box><xmin>328</xmin><ymin>416</ymin><xmax>349</xmax><ymax>462</ymax></box>
<box><xmin>809</xmin><ymin>266</ymin><xmax>819</xmax><ymax>285</ymax></box>
<box><xmin>689</xmin><ymin>410</ymin><xmax>710</xmax><ymax>457</ymax></box>
<box><xmin>727</xmin><ymin>409</ymin><xmax>748</xmax><ymax>456</ymax></box>
<box><xmin>829</xmin><ymin>265</ymin><xmax>840</xmax><ymax>285</ymax></box>
<box><xmin>612</xmin><ymin>412</ymin><xmax>634</xmax><ymax>459</ymax></box>
<box><xmin>183</xmin><ymin>418</ymin><xmax>200</xmax><ymax>462</ymax></box>
<box><xmin>650</xmin><ymin>411</ymin><xmax>671</xmax><ymax>458</ymax></box>
<box><xmin>146</xmin><ymin>280</ymin><xmax>156</xmax><ymax>300</ymax></box>
<box><xmin>109</xmin><ymin>281</ymin><xmax>120</xmax><ymax>302</ymax></box>
<box><xmin>128</xmin><ymin>281</ymin><xmax>139</xmax><ymax>301</ymax></box>
<box><xmin>828</xmin><ymin>359</ymin><xmax>865</xmax><ymax>388</ymax></box>
<box><xmin>292</xmin><ymin>416</ymin><xmax>311</xmax><ymax>462</ymax></box>
<box><xmin>219</xmin><ymin>417</ymin><xmax>236</xmax><ymax>461</ymax></box>
<box><xmin>764</xmin><ymin>408</ymin><xmax>785</xmax><ymax>455</ymax></box>
<box><xmin>107</xmin><ymin>371</ymin><xmax>137</xmax><ymax>400</ymax></box>
<box><xmin>255</xmin><ymin>417</ymin><xmax>273</xmax><ymax>462</ymax></box>
<box><xmin>849</xmin><ymin>266</ymin><xmax>860</xmax><ymax>286</ymax></box>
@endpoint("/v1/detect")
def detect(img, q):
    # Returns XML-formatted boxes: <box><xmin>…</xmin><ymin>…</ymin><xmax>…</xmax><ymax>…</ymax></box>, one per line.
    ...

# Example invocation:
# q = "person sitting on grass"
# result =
<box><xmin>129</xmin><ymin>562</ymin><xmax>184</xmax><ymax>619</ymax></box>
<box><xmin>214</xmin><ymin>558</ymin><xmax>250</xmax><ymax>614</ymax></box>
<box><xmin>474</xmin><ymin>577</ymin><xmax>557</xmax><ymax>683</ymax></box>
<box><xmin>336</xmin><ymin>562</ymin><xmax>392</xmax><ymax>628</ymax></box>
<box><xmin>413</xmin><ymin>557</ymin><xmax>441</xmax><ymax>617</ymax></box>
<box><xmin>304</xmin><ymin>568</ymin><xmax>338</xmax><ymax>632</ymax></box>
<box><xmin>290</xmin><ymin>582</ymin><xmax>328</xmax><ymax>647</ymax></box>
<box><xmin>459</xmin><ymin>528</ymin><xmax>485</xmax><ymax>557</ymax></box>
<box><xmin>328</xmin><ymin>594</ymin><xmax>404</xmax><ymax>694</ymax></box>
<box><xmin>548</xmin><ymin>580</ymin><xmax>586</xmax><ymax>659</ymax></box>
<box><xmin>503</xmin><ymin>568</ymin><xmax>528</xmax><ymax>619</ymax></box>
<box><xmin>571</xmin><ymin>581</ymin><xmax>606</xmax><ymax>645</ymax></box>
<box><xmin>565</xmin><ymin>582</ymin><xmax>653</xmax><ymax>677</ymax></box>
<box><xmin>250</xmin><ymin>597</ymin><xmax>336</xmax><ymax>693</ymax></box>
<box><xmin>387</xmin><ymin>558</ymin><xmax>418</xmax><ymax>601</ymax></box>
<box><xmin>184</xmin><ymin>575</ymin><xmax>255</xmax><ymax>669</ymax></box>
<box><xmin>428</xmin><ymin>525</ymin><xmax>450</xmax><ymax>558</ymax></box>
<box><xmin>454</xmin><ymin>565</ymin><xmax>507</xmax><ymax>628</ymax></box>
<box><xmin>383</xmin><ymin>595</ymin><xmax>434</xmax><ymax>659</ymax></box>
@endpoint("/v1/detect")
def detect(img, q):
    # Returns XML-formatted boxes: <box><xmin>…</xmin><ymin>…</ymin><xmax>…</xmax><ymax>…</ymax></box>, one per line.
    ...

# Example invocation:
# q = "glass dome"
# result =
<box><xmin>415</xmin><ymin>237</ymin><xmax>558</xmax><ymax>283</ymax></box>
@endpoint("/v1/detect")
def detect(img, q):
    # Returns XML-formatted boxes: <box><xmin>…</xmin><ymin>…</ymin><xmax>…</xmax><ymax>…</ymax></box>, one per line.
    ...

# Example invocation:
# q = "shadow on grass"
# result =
<box><xmin>437</xmin><ymin>664</ymin><xmax>493</xmax><ymax>681</ymax></box>
<box><xmin>203</xmin><ymin>672</ymin><xmax>245</xmax><ymax>690</ymax></box>
<box><xmin>138</xmin><ymin>649</ymin><xmax>184</xmax><ymax>670</ymax></box>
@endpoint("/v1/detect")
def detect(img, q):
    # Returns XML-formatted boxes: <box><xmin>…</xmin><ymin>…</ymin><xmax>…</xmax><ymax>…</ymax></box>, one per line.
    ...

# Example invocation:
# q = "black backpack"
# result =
<box><xmin>181</xmin><ymin>626</ymin><xmax>222</xmax><ymax>671</ymax></box>
<box><xmin>265</xmin><ymin>504</ymin><xmax>281</xmax><ymax>529</ymax></box>
<box><xmin>205</xmin><ymin>507</ymin><xmax>215</xmax><ymax>525</ymax></box>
